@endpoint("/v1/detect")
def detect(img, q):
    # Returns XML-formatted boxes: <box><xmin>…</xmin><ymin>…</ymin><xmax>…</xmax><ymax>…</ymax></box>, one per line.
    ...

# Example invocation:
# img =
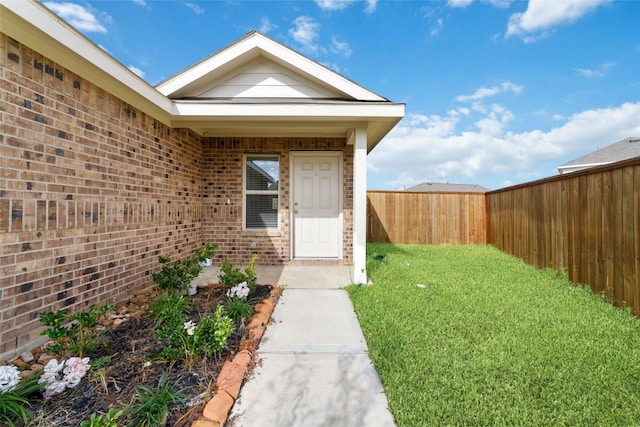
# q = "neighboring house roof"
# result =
<box><xmin>1</xmin><ymin>1</ymin><xmax>404</xmax><ymax>151</ymax></box>
<box><xmin>557</xmin><ymin>137</ymin><xmax>640</xmax><ymax>174</ymax></box>
<box><xmin>404</xmin><ymin>182</ymin><xmax>489</xmax><ymax>193</ymax></box>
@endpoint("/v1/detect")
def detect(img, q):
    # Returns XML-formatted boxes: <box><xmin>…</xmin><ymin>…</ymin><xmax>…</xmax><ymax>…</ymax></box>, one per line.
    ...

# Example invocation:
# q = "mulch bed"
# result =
<box><xmin>19</xmin><ymin>284</ymin><xmax>273</xmax><ymax>427</ymax></box>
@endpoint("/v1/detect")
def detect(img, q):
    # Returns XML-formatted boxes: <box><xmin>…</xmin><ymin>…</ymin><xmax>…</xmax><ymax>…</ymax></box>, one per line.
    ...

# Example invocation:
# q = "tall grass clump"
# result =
<box><xmin>348</xmin><ymin>244</ymin><xmax>640</xmax><ymax>426</ymax></box>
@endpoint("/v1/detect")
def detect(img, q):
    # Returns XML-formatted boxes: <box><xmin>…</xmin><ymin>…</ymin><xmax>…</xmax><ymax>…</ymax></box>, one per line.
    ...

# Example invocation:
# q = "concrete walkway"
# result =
<box><xmin>225</xmin><ymin>266</ymin><xmax>396</xmax><ymax>427</ymax></box>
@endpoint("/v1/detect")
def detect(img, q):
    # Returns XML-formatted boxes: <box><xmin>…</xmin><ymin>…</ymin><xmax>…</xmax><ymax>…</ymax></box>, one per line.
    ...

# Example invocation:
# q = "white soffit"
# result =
<box><xmin>156</xmin><ymin>31</ymin><xmax>386</xmax><ymax>102</ymax></box>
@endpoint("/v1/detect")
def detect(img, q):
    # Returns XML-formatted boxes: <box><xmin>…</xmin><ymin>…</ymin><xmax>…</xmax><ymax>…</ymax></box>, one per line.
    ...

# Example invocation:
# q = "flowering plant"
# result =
<box><xmin>183</xmin><ymin>320</ymin><xmax>197</xmax><ymax>336</ymax></box>
<box><xmin>0</xmin><ymin>366</ymin><xmax>21</xmax><ymax>394</ymax></box>
<box><xmin>225</xmin><ymin>282</ymin><xmax>254</xmax><ymax>323</ymax></box>
<box><xmin>0</xmin><ymin>368</ymin><xmax>42</xmax><ymax>427</ymax></box>
<box><xmin>39</xmin><ymin>357</ymin><xmax>90</xmax><ymax>399</ymax></box>
<box><xmin>227</xmin><ymin>282</ymin><xmax>250</xmax><ymax>300</ymax></box>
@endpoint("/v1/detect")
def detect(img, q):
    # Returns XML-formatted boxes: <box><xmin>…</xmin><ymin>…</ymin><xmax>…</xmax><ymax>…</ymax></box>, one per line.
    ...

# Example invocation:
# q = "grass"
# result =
<box><xmin>347</xmin><ymin>244</ymin><xmax>640</xmax><ymax>426</ymax></box>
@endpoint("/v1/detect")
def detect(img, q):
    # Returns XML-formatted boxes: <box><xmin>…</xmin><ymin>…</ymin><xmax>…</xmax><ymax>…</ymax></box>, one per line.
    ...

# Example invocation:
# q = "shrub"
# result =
<box><xmin>39</xmin><ymin>304</ymin><xmax>114</xmax><ymax>358</ymax></box>
<box><xmin>152</xmin><ymin>255</ymin><xmax>201</xmax><ymax>296</ymax></box>
<box><xmin>193</xmin><ymin>305</ymin><xmax>235</xmax><ymax>357</ymax></box>
<box><xmin>218</xmin><ymin>253</ymin><xmax>259</xmax><ymax>292</ymax></box>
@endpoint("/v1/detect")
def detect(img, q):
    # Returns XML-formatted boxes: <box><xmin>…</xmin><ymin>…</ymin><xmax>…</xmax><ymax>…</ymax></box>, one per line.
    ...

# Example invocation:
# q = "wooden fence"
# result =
<box><xmin>487</xmin><ymin>158</ymin><xmax>640</xmax><ymax>314</ymax></box>
<box><xmin>367</xmin><ymin>191</ymin><xmax>486</xmax><ymax>244</ymax></box>
<box><xmin>367</xmin><ymin>157</ymin><xmax>640</xmax><ymax>315</ymax></box>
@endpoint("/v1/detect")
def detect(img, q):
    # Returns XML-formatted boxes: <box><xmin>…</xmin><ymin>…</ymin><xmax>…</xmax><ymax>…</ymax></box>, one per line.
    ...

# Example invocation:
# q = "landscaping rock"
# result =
<box><xmin>202</xmin><ymin>391</ymin><xmax>235</xmax><ymax>423</ymax></box>
<box><xmin>215</xmin><ymin>361</ymin><xmax>246</xmax><ymax>399</ymax></box>
<box><xmin>12</xmin><ymin>358</ymin><xmax>29</xmax><ymax>369</ymax></box>
<box><xmin>20</xmin><ymin>351</ymin><xmax>35</xmax><ymax>363</ymax></box>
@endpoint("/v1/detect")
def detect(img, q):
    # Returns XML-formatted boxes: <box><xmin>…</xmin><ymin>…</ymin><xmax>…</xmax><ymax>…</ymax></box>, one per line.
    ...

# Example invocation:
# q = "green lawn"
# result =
<box><xmin>347</xmin><ymin>244</ymin><xmax>640</xmax><ymax>426</ymax></box>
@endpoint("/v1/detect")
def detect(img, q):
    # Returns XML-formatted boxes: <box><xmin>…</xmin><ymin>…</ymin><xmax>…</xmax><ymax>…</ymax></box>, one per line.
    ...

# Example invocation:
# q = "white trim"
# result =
<box><xmin>557</xmin><ymin>161</ymin><xmax>611</xmax><ymax>174</ymax></box>
<box><xmin>353</xmin><ymin>127</ymin><xmax>368</xmax><ymax>284</ymax></box>
<box><xmin>289</xmin><ymin>151</ymin><xmax>343</xmax><ymax>261</ymax></box>
<box><xmin>243</xmin><ymin>154</ymin><xmax>281</xmax><ymax>231</ymax></box>
<box><xmin>171</xmin><ymin>100</ymin><xmax>404</xmax><ymax>118</ymax></box>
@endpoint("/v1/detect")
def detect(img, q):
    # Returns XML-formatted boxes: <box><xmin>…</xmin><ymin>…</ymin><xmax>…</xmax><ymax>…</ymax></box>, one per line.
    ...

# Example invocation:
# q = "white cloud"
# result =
<box><xmin>576</xmin><ymin>62</ymin><xmax>615</xmax><ymax>78</ymax></box>
<box><xmin>368</xmin><ymin>101</ymin><xmax>640</xmax><ymax>190</ymax></box>
<box><xmin>448</xmin><ymin>0</ymin><xmax>473</xmax><ymax>7</ymax></box>
<box><xmin>315</xmin><ymin>0</ymin><xmax>377</xmax><ymax>13</ymax></box>
<box><xmin>456</xmin><ymin>81</ymin><xmax>523</xmax><ymax>103</ymax></box>
<box><xmin>486</xmin><ymin>0</ymin><xmax>513</xmax><ymax>7</ymax></box>
<box><xmin>330</xmin><ymin>37</ymin><xmax>352</xmax><ymax>57</ymax></box>
<box><xmin>132</xmin><ymin>0</ymin><xmax>147</xmax><ymax>6</ymax></box>
<box><xmin>364</xmin><ymin>0</ymin><xmax>377</xmax><ymax>14</ymax></box>
<box><xmin>128</xmin><ymin>66</ymin><xmax>145</xmax><ymax>78</ymax></box>
<box><xmin>289</xmin><ymin>16</ymin><xmax>322</xmax><ymax>55</ymax></box>
<box><xmin>43</xmin><ymin>2</ymin><xmax>107</xmax><ymax>33</ymax></box>
<box><xmin>315</xmin><ymin>0</ymin><xmax>356</xmax><ymax>11</ymax></box>
<box><xmin>259</xmin><ymin>17</ymin><xmax>277</xmax><ymax>34</ymax></box>
<box><xmin>430</xmin><ymin>18</ymin><xmax>444</xmax><ymax>36</ymax></box>
<box><xmin>183</xmin><ymin>2</ymin><xmax>205</xmax><ymax>14</ymax></box>
<box><xmin>507</xmin><ymin>0</ymin><xmax>610</xmax><ymax>40</ymax></box>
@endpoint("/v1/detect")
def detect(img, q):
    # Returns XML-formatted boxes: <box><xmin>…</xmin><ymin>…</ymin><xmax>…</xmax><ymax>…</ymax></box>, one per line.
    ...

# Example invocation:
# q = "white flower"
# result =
<box><xmin>63</xmin><ymin>357</ymin><xmax>90</xmax><ymax>377</ymax></box>
<box><xmin>143</xmin><ymin>361</ymin><xmax>152</xmax><ymax>368</ymax></box>
<box><xmin>227</xmin><ymin>282</ymin><xmax>250</xmax><ymax>299</ymax></box>
<box><xmin>38</xmin><ymin>371</ymin><xmax>58</xmax><ymax>385</ymax></box>
<box><xmin>44</xmin><ymin>379</ymin><xmax>67</xmax><ymax>399</ymax></box>
<box><xmin>184</xmin><ymin>320</ymin><xmax>197</xmax><ymax>336</ymax></box>
<box><xmin>43</xmin><ymin>358</ymin><xmax>64</xmax><ymax>375</ymax></box>
<box><xmin>65</xmin><ymin>372</ymin><xmax>83</xmax><ymax>388</ymax></box>
<box><xmin>39</xmin><ymin>357</ymin><xmax>91</xmax><ymax>396</ymax></box>
<box><xmin>0</xmin><ymin>365</ymin><xmax>21</xmax><ymax>394</ymax></box>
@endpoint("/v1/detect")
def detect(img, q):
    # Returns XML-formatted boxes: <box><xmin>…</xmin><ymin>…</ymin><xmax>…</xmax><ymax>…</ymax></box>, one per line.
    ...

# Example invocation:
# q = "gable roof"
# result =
<box><xmin>2</xmin><ymin>1</ymin><xmax>404</xmax><ymax>151</ymax></box>
<box><xmin>557</xmin><ymin>137</ymin><xmax>640</xmax><ymax>174</ymax></box>
<box><xmin>404</xmin><ymin>182</ymin><xmax>489</xmax><ymax>193</ymax></box>
<box><xmin>157</xmin><ymin>31</ymin><xmax>403</xmax><ymax>149</ymax></box>
<box><xmin>157</xmin><ymin>31</ymin><xmax>386</xmax><ymax>102</ymax></box>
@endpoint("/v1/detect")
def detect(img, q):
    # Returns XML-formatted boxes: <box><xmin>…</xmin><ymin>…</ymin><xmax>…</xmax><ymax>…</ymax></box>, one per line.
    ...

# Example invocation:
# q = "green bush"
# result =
<box><xmin>218</xmin><ymin>253</ymin><xmax>259</xmax><ymax>292</ymax></box>
<box><xmin>193</xmin><ymin>305</ymin><xmax>235</xmax><ymax>357</ymax></box>
<box><xmin>39</xmin><ymin>304</ymin><xmax>113</xmax><ymax>358</ymax></box>
<box><xmin>151</xmin><ymin>255</ymin><xmax>201</xmax><ymax>295</ymax></box>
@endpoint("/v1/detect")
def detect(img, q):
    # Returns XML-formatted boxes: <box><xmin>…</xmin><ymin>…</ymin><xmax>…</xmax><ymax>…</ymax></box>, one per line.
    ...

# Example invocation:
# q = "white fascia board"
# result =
<box><xmin>171</xmin><ymin>101</ymin><xmax>404</xmax><ymax>119</ymax></box>
<box><xmin>1</xmin><ymin>0</ymin><xmax>172</xmax><ymax>121</ymax></box>
<box><xmin>557</xmin><ymin>162</ymin><xmax>611</xmax><ymax>174</ymax></box>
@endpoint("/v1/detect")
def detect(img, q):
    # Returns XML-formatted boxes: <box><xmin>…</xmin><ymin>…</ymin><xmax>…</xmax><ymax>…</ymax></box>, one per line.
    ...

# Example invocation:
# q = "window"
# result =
<box><xmin>244</xmin><ymin>155</ymin><xmax>279</xmax><ymax>229</ymax></box>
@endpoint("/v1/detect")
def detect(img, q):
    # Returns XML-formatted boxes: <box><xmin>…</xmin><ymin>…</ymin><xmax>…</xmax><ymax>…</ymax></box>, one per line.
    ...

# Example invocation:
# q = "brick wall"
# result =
<box><xmin>0</xmin><ymin>34</ymin><xmax>204</xmax><ymax>360</ymax></box>
<box><xmin>202</xmin><ymin>137</ymin><xmax>354</xmax><ymax>266</ymax></box>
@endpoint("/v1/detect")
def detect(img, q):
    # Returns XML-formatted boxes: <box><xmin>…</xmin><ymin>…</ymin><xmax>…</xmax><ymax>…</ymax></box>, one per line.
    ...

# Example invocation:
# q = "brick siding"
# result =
<box><xmin>0</xmin><ymin>34</ymin><xmax>355</xmax><ymax>360</ymax></box>
<box><xmin>0</xmin><ymin>34</ymin><xmax>203</xmax><ymax>359</ymax></box>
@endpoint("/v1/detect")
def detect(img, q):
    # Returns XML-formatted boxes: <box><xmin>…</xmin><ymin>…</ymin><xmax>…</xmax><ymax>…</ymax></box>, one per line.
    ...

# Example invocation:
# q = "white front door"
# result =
<box><xmin>292</xmin><ymin>152</ymin><xmax>342</xmax><ymax>259</ymax></box>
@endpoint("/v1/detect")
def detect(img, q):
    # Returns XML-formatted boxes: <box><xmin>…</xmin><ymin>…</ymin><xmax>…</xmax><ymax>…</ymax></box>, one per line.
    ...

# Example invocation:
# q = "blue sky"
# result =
<box><xmin>42</xmin><ymin>0</ymin><xmax>640</xmax><ymax>190</ymax></box>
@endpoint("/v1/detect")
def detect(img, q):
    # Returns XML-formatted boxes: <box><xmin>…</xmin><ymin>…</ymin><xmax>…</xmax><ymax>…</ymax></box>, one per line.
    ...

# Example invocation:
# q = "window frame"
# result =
<box><xmin>243</xmin><ymin>154</ymin><xmax>280</xmax><ymax>231</ymax></box>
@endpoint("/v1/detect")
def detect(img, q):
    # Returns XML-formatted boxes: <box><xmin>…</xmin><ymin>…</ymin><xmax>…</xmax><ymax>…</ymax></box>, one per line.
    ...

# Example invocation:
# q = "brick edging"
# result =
<box><xmin>192</xmin><ymin>286</ymin><xmax>281</xmax><ymax>427</ymax></box>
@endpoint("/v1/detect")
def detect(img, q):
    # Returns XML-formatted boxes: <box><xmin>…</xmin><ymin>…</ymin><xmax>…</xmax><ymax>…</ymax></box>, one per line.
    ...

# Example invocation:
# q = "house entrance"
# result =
<box><xmin>291</xmin><ymin>152</ymin><xmax>342</xmax><ymax>259</ymax></box>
